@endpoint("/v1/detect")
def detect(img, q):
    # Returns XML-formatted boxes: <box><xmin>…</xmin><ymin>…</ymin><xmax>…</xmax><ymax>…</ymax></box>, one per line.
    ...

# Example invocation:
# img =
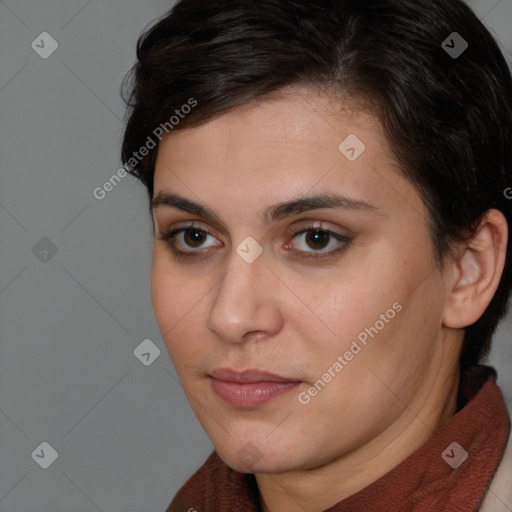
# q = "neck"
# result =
<box><xmin>256</xmin><ymin>365</ymin><xmax>460</xmax><ymax>512</ymax></box>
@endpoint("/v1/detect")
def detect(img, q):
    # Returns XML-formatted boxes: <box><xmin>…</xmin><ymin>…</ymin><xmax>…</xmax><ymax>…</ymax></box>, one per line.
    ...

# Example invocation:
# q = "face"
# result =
<box><xmin>151</xmin><ymin>89</ymin><xmax>455</xmax><ymax>474</ymax></box>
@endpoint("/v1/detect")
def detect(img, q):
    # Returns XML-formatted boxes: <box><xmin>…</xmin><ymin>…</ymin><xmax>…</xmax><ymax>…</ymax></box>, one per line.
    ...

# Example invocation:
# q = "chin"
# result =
<box><xmin>213</xmin><ymin>437</ymin><xmax>306</xmax><ymax>474</ymax></box>
<box><xmin>220</xmin><ymin>449</ymin><xmax>288</xmax><ymax>474</ymax></box>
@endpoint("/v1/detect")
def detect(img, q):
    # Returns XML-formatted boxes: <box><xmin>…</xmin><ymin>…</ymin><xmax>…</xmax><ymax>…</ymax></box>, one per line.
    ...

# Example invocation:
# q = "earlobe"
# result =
<box><xmin>443</xmin><ymin>209</ymin><xmax>508</xmax><ymax>329</ymax></box>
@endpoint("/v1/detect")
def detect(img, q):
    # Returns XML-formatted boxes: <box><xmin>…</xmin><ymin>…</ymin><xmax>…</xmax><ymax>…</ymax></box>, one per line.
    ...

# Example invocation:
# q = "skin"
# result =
<box><xmin>150</xmin><ymin>88</ymin><xmax>508</xmax><ymax>512</ymax></box>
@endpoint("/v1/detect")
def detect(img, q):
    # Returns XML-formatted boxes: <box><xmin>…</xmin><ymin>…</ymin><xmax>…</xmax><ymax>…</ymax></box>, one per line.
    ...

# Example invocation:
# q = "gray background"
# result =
<box><xmin>0</xmin><ymin>1</ymin><xmax>511</xmax><ymax>511</ymax></box>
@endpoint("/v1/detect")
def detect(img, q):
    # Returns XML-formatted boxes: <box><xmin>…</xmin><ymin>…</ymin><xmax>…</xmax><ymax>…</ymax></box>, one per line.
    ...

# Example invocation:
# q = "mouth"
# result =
<box><xmin>209</xmin><ymin>368</ymin><xmax>302</xmax><ymax>408</ymax></box>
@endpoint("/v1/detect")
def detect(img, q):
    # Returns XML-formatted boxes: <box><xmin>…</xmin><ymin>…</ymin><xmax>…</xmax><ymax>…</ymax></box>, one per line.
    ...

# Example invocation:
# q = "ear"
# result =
<box><xmin>443</xmin><ymin>209</ymin><xmax>508</xmax><ymax>329</ymax></box>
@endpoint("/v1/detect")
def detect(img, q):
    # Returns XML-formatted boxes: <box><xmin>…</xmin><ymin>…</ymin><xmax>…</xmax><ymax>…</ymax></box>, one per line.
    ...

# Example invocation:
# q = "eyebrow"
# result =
<box><xmin>151</xmin><ymin>191</ymin><xmax>378</xmax><ymax>224</ymax></box>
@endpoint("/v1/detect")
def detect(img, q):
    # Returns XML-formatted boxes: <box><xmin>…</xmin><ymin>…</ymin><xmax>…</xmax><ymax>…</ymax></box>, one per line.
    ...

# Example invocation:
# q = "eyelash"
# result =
<box><xmin>156</xmin><ymin>222</ymin><xmax>352</xmax><ymax>261</ymax></box>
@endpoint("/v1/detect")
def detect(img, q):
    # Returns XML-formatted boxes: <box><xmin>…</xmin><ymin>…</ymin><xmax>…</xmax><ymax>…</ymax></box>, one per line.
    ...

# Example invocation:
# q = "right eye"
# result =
<box><xmin>157</xmin><ymin>222</ymin><xmax>223</xmax><ymax>258</ymax></box>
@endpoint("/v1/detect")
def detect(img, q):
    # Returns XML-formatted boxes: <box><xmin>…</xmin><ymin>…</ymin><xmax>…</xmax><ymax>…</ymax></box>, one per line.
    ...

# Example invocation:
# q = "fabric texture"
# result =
<box><xmin>166</xmin><ymin>365</ymin><xmax>510</xmax><ymax>512</ymax></box>
<box><xmin>480</xmin><ymin>423</ymin><xmax>512</xmax><ymax>511</ymax></box>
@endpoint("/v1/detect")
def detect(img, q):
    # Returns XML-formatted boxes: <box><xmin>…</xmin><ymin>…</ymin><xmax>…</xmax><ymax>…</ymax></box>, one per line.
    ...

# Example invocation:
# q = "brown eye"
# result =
<box><xmin>183</xmin><ymin>229</ymin><xmax>208</xmax><ymax>248</ymax></box>
<box><xmin>291</xmin><ymin>227</ymin><xmax>349</xmax><ymax>254</ymax></box>
<box><xmin>157</xmin><ymin>224</ymin><xmax>221</xmax><ymax>257</ymax></box>
<box><xmin>305</xmin><ymin>229</ymin><xmax>331</xmax><ymax>250</ymax></box>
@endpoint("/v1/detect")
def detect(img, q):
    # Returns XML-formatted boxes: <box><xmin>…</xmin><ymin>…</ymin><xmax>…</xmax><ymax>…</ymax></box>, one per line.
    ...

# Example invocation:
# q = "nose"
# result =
<box><xmin>206</xmin><ymin>249</ymin><xmax>284</xmax><ymax>344</ymax></box>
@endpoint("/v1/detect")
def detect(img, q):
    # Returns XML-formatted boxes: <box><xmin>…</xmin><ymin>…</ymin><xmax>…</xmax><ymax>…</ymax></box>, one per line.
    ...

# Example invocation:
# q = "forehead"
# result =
<box><xmin>152</xmin><ymin>89</ymin><xmax>424</xmax><ymax>226</ymax></box>
<box><xmin>160</xmin><ymin>89</ymin><xmax>377</xmax><ymax>142</ymax></box>
<box><xmin>155</xmin><ymin>90</ymin><xmax>382</xmax><ymax>175</ymax></box>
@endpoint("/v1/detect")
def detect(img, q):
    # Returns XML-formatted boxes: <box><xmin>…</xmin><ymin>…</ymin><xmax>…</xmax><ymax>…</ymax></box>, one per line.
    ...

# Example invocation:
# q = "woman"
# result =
<box><xmin>120</xmin><ymin>0</ymin><xmax>512</xmax><ymax>510</ymax></box>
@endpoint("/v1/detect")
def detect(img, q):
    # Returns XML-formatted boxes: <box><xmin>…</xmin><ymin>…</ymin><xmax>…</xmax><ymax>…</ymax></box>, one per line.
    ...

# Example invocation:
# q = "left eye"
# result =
<box><xmin>290</xmin><ymin>228</ymin><xmax>348</xmax><ymax>253</ymax></box>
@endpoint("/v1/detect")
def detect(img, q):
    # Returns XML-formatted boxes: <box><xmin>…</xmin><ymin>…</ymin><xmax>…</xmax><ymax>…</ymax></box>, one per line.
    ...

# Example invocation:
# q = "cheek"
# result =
<box><xmin>150</xmin><ymin>252</ymin><xmax>217</xmax><ymax>369</ymax></box>
<box><xmin>151</xmin><ymin>258</ymin><xmax>177</xmax><ymax>333</ymax></box>
<box><xmin>296</xmin><ymin>269</ymin><xmax>399</xmax><ymax>354</ymax></box>
<box><xmin>294</xmin><ymin>249</ymin><xmax>433</xmax><ymax>384</ymax></box>
<box><xmin>151</xmin><ymin>253</ymin><xmax>196</xmax><ymax>344</ymax></box>
<box><xmin>151</xmin><ymin>248</ymin><xmax>203</xmax><ymax>320</ymax></box>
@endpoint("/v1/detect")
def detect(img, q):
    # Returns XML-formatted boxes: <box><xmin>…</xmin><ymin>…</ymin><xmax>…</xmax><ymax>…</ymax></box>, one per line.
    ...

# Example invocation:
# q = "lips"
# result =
<box><xmin>210</xmin><ymin>368</ymin><xmax>301</xmax><ymax>383</ymax></box>
<box><xmin>209</xmin><ymin>368</ymin><xmax>302</xmax><ymax>408</ymax></box>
